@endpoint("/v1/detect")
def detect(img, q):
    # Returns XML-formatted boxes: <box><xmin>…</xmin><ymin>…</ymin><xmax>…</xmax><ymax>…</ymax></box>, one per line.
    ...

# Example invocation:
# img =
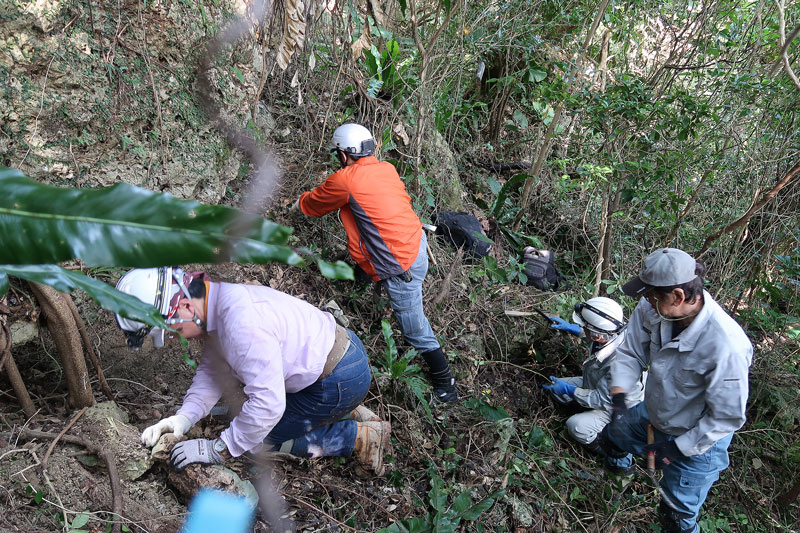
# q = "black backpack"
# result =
<box><xmin>434</xmin><ymin>211</ymin><xmax>492</xmax><ymax>259</ymax></box>
<box><xmin>522</xmin><ymin>247</ymin><xmax>567</xmax><ymax>291</ymax></box>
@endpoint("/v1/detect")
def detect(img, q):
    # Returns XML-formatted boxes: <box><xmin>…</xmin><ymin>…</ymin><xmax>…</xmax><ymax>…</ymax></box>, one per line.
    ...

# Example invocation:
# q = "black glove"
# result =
<box><xmin>610</xmin><ymin>392</ymin><xmax>628</xmax><ymax>423</ymax></box>
<box><xmin>644</xmin><ymin>440</ymin><xmax>683</xmax><ymax>467</ymax></box>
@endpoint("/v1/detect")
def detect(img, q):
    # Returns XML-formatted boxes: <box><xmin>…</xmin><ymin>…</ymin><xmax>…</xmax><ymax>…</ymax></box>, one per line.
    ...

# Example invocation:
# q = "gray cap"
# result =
<box><xmin>622</xmin><ymin>248</ymin><xmax>697</xmax><ymax>297</ymax></box>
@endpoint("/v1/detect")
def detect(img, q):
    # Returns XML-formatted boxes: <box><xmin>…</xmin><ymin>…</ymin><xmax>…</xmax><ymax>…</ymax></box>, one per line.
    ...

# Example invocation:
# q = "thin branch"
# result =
<box><xmin>697</xmin><ymin>162</ymin><xmax>800</xmax><ymax>256</ymax></box>
<box><xmin>772</xmin><ymin>0</ymin><xmax>800</xmax><ymax>89</ymax></box>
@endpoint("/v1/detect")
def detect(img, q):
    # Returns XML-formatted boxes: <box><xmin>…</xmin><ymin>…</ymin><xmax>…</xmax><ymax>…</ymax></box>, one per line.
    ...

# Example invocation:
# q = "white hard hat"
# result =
<box><xmin>115</xmin><ymin>267</ymin><xmax>192</xmax><ymax>349</ymax></box>
<box><xmin>328</xmin><ymin>123</ymin><xmax>375</xmax><ymax>157</ymax></box>
<box><xmin>572</xmin><ymin>297</ymin><xmax>626</xmax><ymax>339</ymax></box>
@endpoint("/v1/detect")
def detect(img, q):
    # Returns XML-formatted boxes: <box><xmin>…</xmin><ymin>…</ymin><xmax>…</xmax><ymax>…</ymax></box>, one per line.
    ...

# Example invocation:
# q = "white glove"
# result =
<box><xmin>289</xmin><ymin>198</ymin><xmax>301</xmax><ymax>212</ymax></box>
<box><xmin>141</xmin><ymin>414</ymin><xmax>192</xmax><ymax>447</ymax></box>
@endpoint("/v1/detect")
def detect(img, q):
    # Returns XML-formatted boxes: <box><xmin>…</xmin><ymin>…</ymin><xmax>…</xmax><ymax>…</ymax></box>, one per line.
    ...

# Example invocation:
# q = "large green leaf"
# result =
<box><xmin>458</xmin><ymin>489</ymin><xmax>505</xmax><ymax>521</ymax></box>
<box><xmin>0</xmin><ymin>167</ymin><xmax>302</xmax><ymax>268</ymax></box>
<box><xmin>0</xmin><ymin>265</ymin><xmax>166</xmax><ymax>328</ymax></box>
<box><xmin>490</xmin><ymin>173</ymin><xmax>528</xmax><ymax>218</ymax></box>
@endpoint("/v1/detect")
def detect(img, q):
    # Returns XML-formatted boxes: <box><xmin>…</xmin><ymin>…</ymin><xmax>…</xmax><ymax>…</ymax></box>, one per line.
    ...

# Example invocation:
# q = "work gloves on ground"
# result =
<box><xmin>542</xmin><ymin>376</ymin><xmax>576</xmax><ymax>404</ymax></box>
<box><xmin>170</xmin><ymin>438</ymin><xmax>227</xmax><ymax>471</ymax></box>
<box><xmin>141</xmin><ymin>414</ymin><xmax>192</xmax><ymax>447</ymax></box>
<box><xmin>548</xmin><ymin>317</ymin><xmax>582</xmax><ymax>336</ymax></box>
<box><xmin>645</xmin><ymin>440</ymin><xmax>684</xmax><ymax>467</ymax></box>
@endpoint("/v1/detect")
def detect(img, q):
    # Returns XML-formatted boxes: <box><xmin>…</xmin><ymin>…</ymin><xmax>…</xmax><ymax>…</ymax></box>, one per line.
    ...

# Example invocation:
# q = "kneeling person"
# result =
<box><xmin>543</xmin><ymin>297</ymin><xmax>645</xmax><ymax>455</ymax></box>
<box><xmin>114</xmin><ymin>267</ymin><xmax>390</xmax><ymax>474</ymax></box>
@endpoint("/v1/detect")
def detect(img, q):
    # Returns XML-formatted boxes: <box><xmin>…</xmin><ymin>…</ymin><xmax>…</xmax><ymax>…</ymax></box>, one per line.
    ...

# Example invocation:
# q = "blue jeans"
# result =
<box><xmin>382</xmin><ymin>232</ymin><xmax>440</xmax><ymax>353</ymax></box>
<box><xmin>263</xmin><ymin>329</ymin><xmax>371</xmax><ymax>458</ymax></box>
<box><xmin>606</xmin><ymin>402</ymin><xmax>732</xmax><ymax>532</ymax></box>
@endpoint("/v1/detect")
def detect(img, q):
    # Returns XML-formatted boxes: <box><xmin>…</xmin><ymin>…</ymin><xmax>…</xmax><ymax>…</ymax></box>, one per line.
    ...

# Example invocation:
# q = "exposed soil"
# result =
<box><xmin>1</xmin><ymin>1</ymin><xmax>798</xmax><ymax>532</ymax></box>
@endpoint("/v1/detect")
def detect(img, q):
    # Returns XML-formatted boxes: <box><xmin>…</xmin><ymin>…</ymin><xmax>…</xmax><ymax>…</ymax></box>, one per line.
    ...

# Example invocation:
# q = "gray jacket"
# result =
<box><xmin>573</xmin><ymin>333</ymin><xmax>646</xmax><ymax>410</ymax></box>
<box><xmin>611</xmin><ymin>291</ymin><xmax>753</xmax><ymax>456</ymax></box>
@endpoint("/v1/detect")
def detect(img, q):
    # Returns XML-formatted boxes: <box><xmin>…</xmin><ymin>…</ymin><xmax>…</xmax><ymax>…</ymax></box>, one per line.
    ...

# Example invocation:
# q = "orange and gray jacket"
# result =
<box><xmin>298</xmin><ymin>156</ymin><xmax>422</xmax><ymax>281</ymax></box>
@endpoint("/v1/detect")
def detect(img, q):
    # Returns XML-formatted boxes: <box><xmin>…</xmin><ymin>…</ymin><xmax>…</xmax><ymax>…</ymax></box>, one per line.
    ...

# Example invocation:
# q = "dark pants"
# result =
<box><xmin>264</xmin><ymin>329</ymin><xmax>371</xmax><ymax>458</ymax></box>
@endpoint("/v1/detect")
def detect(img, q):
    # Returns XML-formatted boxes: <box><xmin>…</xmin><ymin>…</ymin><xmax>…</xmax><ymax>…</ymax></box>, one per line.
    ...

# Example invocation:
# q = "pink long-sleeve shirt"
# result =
<box><xmin>176</xmin><ymin>282</ymin><xmax>337</xmax><ymax>457</ymax></box>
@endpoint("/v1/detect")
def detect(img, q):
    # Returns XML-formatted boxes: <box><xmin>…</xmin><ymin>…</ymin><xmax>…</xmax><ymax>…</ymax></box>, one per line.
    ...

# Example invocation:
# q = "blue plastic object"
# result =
<box><xmin>182</xmin><ymin>489</ymin><xmax>254</xmax><ymax>533</ymax></box>
<box><xmin>542</xmin><ymin>376</ymin><xmax>577</xmax><ymax>398</ymax></box>
<box><xmin>549</xmin><ymin>316</ymin><xmax>582</xmax><ymax>336</ymax></box>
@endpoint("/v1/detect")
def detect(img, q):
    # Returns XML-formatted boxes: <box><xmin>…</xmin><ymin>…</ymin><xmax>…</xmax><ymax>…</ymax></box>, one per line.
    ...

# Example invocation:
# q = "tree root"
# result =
<box><xmin>64</xmin><ymin>297</ymin><xmax>114</xmax><ymax>402</ymax></box>
<box><xmin>0</xmin><ymin>320</ymin><xmax>36</xmax><ymax>418</ymax></box>
<box><xmin>29</xmin><ymin>284</ymin><xmax>94</xmax><ymax>409</ymax></box>
<box><xmin>42</xmin><ymin>406</ymin><xmax>87</xmax><ymax>469</ymax></box>
<box><xmin>4</xmin><ymin>429</ymin><xmax>123</xmax><ymax>533</ymax></box>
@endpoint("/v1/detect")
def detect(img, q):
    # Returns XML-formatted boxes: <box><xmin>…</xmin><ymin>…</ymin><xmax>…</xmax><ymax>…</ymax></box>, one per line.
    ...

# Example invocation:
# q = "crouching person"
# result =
<box><xmin>114</xmin><ymin>267</ymin><xmax>391</xmax><ymax>474</ymax></box>
<box><xmin>543</xmin><ymin>297</ymin><xmax>645</xmax><ymax>456</ymax></box>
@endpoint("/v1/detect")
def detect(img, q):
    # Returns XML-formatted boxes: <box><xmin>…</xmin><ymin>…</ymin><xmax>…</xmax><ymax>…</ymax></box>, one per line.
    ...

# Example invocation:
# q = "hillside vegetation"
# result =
<box><xmin>0</xmin><ymin>0</ymin><xmax>798</xmax><ymax>531</ymax></box>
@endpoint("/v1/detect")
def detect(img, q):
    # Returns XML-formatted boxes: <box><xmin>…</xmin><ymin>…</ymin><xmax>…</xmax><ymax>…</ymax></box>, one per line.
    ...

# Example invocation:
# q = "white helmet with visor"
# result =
<box><xmin>114</xmin><ymin>267</ymin><xmax>202</xmax><ymax>349</ymax></box>
<box><xmin>572</xmin><ymin>296</ymin><xmax>626</xmax><ymax>343</ymax></box>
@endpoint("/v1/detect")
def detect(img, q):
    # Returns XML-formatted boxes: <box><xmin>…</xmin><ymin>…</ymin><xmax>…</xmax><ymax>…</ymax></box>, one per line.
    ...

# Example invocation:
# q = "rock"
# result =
<box><xmin>151</xmin><ymin>433</ymin><xmax>182</xmax><ymax>462</ymax></box>
<box><xmin>422</xmin><ymin>128</ymin><xmax>465</xmax><ymax>211</ymax></box>
<box><xmin>85</xmin><ymin>401</ymin><xmax>130</xmax><ymax>424</ymax></box>
<box><xmin>168</xmin><ymin>464</ymin><xmax>259</xmax><ymax>511</ymax></box>
<box><xmin>9</xmin><ymin>320</ymin><xmax>39</xmax><ymax>346</ymax></box>
<box><xmin>74</xmin><ymin>402</ymin><xmax>153</xmax><ymax>481</ymax></box>
<box><xmin>25</xmin><ymin>0</ymin><xmax>65</xmax><ymax>33</ymax></box>
<box><xmin>509</xmin><ymin>495</ymin><xmax>535</xmax><ymax>527</ymax></box>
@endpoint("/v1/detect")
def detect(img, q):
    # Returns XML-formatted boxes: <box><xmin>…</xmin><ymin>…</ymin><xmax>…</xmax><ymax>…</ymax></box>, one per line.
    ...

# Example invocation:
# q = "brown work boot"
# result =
<box><xmin>354</xmin><ymin>421</ymin><xmax>391</xmax><ymax>475</ymax></box>
<box><xmin>348</xmin><ymin>405</ymin><xmax>381</xmax><ymax>422</ymax></box>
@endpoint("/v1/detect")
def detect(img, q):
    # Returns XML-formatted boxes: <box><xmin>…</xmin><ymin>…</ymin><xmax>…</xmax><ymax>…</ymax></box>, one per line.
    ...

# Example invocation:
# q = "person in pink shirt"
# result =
<box><xmin>114</xmin><ymin>267</ymin><xmax>390</xmax><ymax>474</ymax></box>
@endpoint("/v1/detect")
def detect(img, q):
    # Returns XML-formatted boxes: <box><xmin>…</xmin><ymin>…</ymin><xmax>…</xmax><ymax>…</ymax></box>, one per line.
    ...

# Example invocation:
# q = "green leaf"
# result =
<box><xmin>526</xmin><ymin>424</ymin><xmax>553</xmax><ymax>451</ymax></box>
<box><xmin>0</xmin><ymin>167</ymin><xmax>302</xmax><ymax>269</ymax></box>
<box><xmin>397</xmin><ymin>0</ymin><xmax>406</xmax><ymax>17</ymax></box>
<box><xmin>428</xmin><ymin>469</ymin><xmax>447</xmax><ymax>512</ymax></box>
<box><xmin>459</xmin><ymin>489</ymin><xmax>504</xmax><ymax>520</ymax></box>
<box><xmin>406</xmin><ymin>376</ymin><xmax>434</xmax><ymax>424</ymax></box>
<box><xmin>512</xmin><ymin>110</ymin><xmax>528</xmax><ymax>129</ymax></box>
<box><xmin>231</xmin><ymin>66</ymin><xmax>245</xmax><ymax>84</ymax></box>
<box><xmin>491</xmin><ymin>173</ymin><xmax>528</xmax><ymax>218</ymax></box>
<box><xmin>0</xmin><ymin>265</ymin><xmax>166</xmax><ymax>328</ymax></box>
<box><xmin>450</xmin><ymin>491</ymin><xmax>473</xmax><ymax>515</ymax></box>
<box><xmin>528</xmin><ymin>68</ymin><xmax>547</xmax><ymax>82</ymax></box>
<box><xmin>71</xmin><ymin>513</ymin><xmax>90</xmax><ymax>529</ymax></box>
<box><xmin>464</xmin><ymin>398</ymin><xmax>509</xmax><ymax>421</ymax></box>
<box><xmin>316</xmin><ymin>259</ymin><xmax>354</xmax><ymax>280</ymax></box>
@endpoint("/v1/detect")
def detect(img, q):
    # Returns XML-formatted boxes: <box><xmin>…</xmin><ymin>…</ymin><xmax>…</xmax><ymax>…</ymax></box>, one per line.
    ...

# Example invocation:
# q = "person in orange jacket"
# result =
<box><xmin>293</xmin><ymin>123</ymin><xmax>457</xmax><ymax>403</ymax></box>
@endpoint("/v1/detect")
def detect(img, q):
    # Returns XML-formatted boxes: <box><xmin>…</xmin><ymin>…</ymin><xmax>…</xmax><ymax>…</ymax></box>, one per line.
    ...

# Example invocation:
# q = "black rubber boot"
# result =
<box><xmin>598</xmin><ymin>427</ymin><xmax>634</xmax><ymax>476</ymax></box>
<box><xmin>584</xmin><ymin>435</ymin><xmax>608</xmax><ymax>457</ymax></box>
<box><xmin>421</xmin><ymin>348</ymin><xmax>458</xmax><ymax>403</ymax></box>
